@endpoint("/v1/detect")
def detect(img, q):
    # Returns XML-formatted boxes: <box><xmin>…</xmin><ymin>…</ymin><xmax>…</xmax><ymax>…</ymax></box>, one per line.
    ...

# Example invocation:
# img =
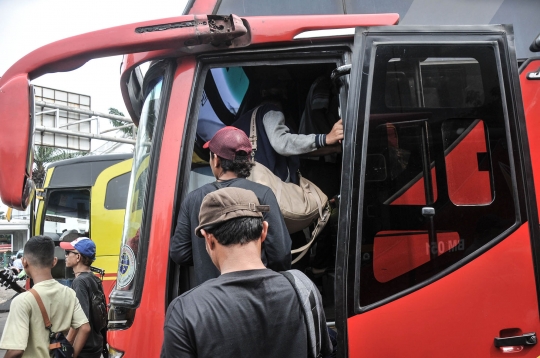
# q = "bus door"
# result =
<box><xmin>338</xmin><ymin>25</ymin><xmax>540</xmax><ymax>357</ymax></box>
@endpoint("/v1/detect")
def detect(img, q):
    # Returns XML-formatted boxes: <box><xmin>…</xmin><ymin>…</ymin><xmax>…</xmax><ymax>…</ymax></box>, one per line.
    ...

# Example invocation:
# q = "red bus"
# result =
<box><xmin>3</xmin><ymin>0</ymin><xmax>540</xmax><ymax>357</ymax></box>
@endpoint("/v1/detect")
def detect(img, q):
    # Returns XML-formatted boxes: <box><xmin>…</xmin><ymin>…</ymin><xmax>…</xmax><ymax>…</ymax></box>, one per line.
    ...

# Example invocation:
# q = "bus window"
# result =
<box><xmin>196</xmin><ymin>67</ymin><xmax>249</xmax><ymax>143</ymax></box>
<box><xmin>44</xmin><ymin>189</ymin><xmax>90</xmax><ymax>236</ymax></box>
<box><xmin>385</xmin><ymin>57</ymin><xmax>484</xmax><ymax>109</ymax></box>
<box><xmin>358</xmin><ymin>44</ymin><xmax>517</xmax><ymax>308</ymax></box>
<box><xmin>105</xmin><ymin>172</ymin><xmax>130</xmax><ymax>210</ymax></box>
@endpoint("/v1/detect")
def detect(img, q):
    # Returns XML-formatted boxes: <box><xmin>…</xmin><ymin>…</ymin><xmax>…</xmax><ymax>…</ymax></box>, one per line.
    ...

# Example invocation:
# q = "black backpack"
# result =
<box><xmin>88</xmin><ymin>274</ymin><xmax>109</xmax><ymax>356</ymax></box>
<box><xmin>89</xmin><ymin>275</ymin><xmax>107</xmax><ymax>331</ymax></box>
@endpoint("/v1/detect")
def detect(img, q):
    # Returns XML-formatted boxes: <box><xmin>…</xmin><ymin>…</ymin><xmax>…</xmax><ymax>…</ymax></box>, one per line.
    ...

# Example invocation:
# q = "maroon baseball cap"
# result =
<box><xmin>203</xmin><ymin>126</ymin><xmax>252</xmax><ymax>161</ymax></box>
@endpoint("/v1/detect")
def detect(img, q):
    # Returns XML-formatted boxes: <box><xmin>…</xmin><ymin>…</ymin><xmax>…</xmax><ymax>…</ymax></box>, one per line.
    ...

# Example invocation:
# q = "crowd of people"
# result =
<box><xmin>0</xmin><ymin>236</ymin><xmax>107</xmax><ymax>358</ymax></box>
<box><xmin>165</xmin><ymin>122</ymin><xmax>342</xmax><ymax>357</ymax></box>
<box><xmin>0</xmin><ymin>94</ymin><xmax>343</xmax><ymax>357</ymax></box>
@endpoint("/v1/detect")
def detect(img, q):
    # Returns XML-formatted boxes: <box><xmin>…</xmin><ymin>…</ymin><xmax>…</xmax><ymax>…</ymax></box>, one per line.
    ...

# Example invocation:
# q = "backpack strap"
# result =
<box><xmin>281</xmin><ymin>270</ymin><xmax>322</xmax><ymax>358</ymax></box>
<box><xmin>29</xmin><ymin>288</ymin><xmax>52</xmax><ymax>331</ymax></box>
<box><xmin>249</xmin><ymin>106</ymin><xmax>261</xmax><ymax>159</ymax></box>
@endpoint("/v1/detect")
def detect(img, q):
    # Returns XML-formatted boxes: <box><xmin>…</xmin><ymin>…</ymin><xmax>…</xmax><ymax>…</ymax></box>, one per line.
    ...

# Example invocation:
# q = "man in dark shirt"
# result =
<box><xmin>61</xmin><ymin>237</ymin><xmax>106</xmax><ymax>358</ymax></box>
<box><xmin>170</xmin><ymin>126</ymin><xmax>291</xmax><ymax>286</ymax></box>
<box><xmin>162</xmin><ymin>187</ymin><xmax>328</xmax><ymax>358</ymax></box>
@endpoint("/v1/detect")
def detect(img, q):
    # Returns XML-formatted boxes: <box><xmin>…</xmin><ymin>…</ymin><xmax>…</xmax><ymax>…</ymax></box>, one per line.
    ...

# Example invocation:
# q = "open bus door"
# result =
<box><xmin>338</xmin><ymin>25</ymin><xmax>540</xmax><ymax>356</ymax></box>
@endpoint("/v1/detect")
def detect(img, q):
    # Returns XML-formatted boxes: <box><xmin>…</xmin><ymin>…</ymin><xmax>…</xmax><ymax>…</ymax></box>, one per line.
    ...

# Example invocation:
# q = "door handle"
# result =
<box><xmin>494</xmin><ymin>332</ymin><xmax>537</xmax><ymax>347</ymax></box>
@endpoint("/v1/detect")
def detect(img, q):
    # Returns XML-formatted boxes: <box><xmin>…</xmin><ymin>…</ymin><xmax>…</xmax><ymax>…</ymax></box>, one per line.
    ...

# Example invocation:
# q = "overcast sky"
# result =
<box><xmin>0</xmin><ymin>0</ymin><xmax>187</xmax><ymax>213</ymax></box>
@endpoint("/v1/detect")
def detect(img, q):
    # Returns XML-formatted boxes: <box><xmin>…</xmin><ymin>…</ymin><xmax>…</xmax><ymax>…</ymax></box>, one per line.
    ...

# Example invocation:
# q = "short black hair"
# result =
<box><xmin>24</xmin><ymin>236</ymin><xmax>55</xmax><ymax>268</ymax></box>
<box><xmin>212</xmin><ymin>151</ymin><xmax>254</xmax><ymax>178</ymax></box>
<box><xmin>80</xmin><ymin>254</ymin><xmax>94</xmax><ymax>267</ymax></box>
<box><xmin>205</xmin><ymin>217</ymin><xmax>263</xmax><ymax>246</ymax></box>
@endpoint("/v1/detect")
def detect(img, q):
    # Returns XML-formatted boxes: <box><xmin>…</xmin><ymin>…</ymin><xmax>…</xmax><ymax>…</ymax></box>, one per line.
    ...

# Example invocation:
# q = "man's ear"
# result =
<box><xmin>214</xmin><ymin>155</ymin><xmax>221</xmax><ymax>168</ymax></box>
<box><xmin>52</xmin><ymin>257</ymin><xmax>58</xmax><ymax>268</ymax></box>
<box><xmin>260</xmin><ymin>221</ymin><xmax>269</xmax><ymax>244</ymax></box>
<box><xmin>22</xmin><ymin>257</ymin><xmax>29</xmax><ymax>269</ymax></box>
<box><xmin>201</xmin><ymin>229</ymin><xmax>215</xmax><ymax>251</ymax></box>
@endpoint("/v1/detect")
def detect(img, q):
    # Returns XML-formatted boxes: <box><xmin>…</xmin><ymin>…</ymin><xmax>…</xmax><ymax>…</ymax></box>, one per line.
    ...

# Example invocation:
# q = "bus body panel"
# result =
<box><xmin>108</xmin><ymin>58</ymin><xmax>195</xmax><ymax>357</ymax></box>
<box><xmin>521</xmin><ymin>59</ymin><xmax>540</xmax><ymax>221</ymax></box>
<box><xmin>91</xmin><ymin>158</ymin><xmax>133</xmax><ymax>298</ymax></box>
<box><xmin>348</xmin><ymin>224</ymin><xmax>540</xmax><ymax>356</ymax></box>
<box><xmin>91</xmin><ymin>158</ymin><xmax>133</xmax><ymax>256</ymax></box>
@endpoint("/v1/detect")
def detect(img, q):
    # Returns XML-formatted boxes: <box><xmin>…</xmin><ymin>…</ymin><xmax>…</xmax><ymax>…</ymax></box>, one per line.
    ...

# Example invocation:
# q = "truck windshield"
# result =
<box><xmin>115</xmin><ymin>77</ymin><xmax>163</xmax><ymax>295</ymax></box>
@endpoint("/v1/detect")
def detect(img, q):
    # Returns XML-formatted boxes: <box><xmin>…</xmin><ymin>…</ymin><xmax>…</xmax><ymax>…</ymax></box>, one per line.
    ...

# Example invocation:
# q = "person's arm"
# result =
<box><xmin>66</xmin><ymin>327</ymin><xmax>77</xmax><ymax>344</ymax></box>
<box><xmin>72</xmin><ymin>323</ymin><xmax>91</xmax><ymax>358</ymax></box>
<box><xmin>70</xmin><ymin>292</ymin><xmax>90</xmax><ymax>357</ymax></box>
<box><xmin>0</xmin><ymin>296</ymin><xmax>30</xmax><ymax>354</ymax></box>
<box><xmin>262</xmin><ymin>111</ymin><xmax>319</xmax><ymax>156</ymax></box>
<box><xmin>170</xmin><ymin>196</ymin><xmax>195</xmax><ymax>265</ymax></box>
<box><xmin>260</xmin><ymin>189</ymin><xmax>291</xmax><ymax>271</ymax></box>
<box><xmin>4</xmin><ymin>350</ymin><xmax>24</xmax><ymax>358</ymax></box>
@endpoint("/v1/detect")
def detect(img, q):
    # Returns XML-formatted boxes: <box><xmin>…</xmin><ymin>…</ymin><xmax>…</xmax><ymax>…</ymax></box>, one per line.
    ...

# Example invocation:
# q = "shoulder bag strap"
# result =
<box><xmin>291</xmin><ymin>204</ymin><xmax>331</xmax><ymax>264</ymax></box>
<box><xmin>281</xmin><ymin>271</ymin><xmax>321</xmax><ymax>358</ymax></box>
<box><xmin>249</xmin><ymin>106</ymin><xmax>260</xmax><ymax>159</ymax></box>
<box><xmin>29</xmin><ymin>288</ymin><xmax>52</xmax><ymax>330</ymax></box>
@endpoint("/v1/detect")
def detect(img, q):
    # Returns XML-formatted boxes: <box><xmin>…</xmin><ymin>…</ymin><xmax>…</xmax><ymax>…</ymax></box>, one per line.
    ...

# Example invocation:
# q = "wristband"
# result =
<box><xmin>316</xmin><ymin>134</ymin><xmax>327</xmax><ymax>148</ymax></box>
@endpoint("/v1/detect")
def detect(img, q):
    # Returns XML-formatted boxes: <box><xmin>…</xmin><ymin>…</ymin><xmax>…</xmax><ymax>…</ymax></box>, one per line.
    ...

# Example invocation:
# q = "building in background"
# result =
<box><xmin>0</xmin><ymin>86</ymin><xmax>134</xmax><ymax>254</ymax></box>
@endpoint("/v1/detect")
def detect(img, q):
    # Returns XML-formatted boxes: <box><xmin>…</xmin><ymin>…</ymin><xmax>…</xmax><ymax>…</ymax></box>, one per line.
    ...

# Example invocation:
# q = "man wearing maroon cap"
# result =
<box><xmin>170</xmin><ymin>126</ymin><xmax>291</xmax><ymax>286</ymax></box>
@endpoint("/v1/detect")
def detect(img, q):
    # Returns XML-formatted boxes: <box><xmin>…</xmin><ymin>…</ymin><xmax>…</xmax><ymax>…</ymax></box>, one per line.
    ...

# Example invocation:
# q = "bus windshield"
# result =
<box><xmin>43</xmin><ymin>188</ymin><xmax>90</xmax><ymax>237</ymax></box>
<box><xmin>115</xmin><ymin>77</ymin><xmax>163</xmax><ymax>297</ymax></box>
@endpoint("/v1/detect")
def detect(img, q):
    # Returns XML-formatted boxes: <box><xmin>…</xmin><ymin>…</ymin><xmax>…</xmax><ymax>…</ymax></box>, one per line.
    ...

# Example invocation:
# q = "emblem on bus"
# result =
<box><xmin>117</xmin><ymin>244</ymin><xmax>137</xmax><ymax>289</ymax></box>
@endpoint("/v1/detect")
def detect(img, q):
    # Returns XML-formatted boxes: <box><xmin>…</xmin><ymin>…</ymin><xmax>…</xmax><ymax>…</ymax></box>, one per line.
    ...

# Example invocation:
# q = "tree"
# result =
<box><xmin>109</xmin><ymin>108</ymin><xmax>134</xmax><ymax>137</ymax></box>
<box><xmin>33</xmin><ymin>146</ymin><xmax>87</xmax><ymax>188</ymax></box>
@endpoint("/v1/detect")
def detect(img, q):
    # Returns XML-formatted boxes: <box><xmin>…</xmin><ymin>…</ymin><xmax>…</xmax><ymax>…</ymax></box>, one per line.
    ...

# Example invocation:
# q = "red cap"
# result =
<box><xmin>203</xmin><ymin>126</ymin><xmax>252</xmax><ymax>161</ymax></box>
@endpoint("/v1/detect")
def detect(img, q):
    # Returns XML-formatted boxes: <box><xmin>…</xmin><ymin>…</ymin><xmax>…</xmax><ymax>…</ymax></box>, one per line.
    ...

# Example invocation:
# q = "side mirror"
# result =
<box><xmin>125</xmin><ymin>66</ymin><xmax>144</xmax><ymax>124</ymax></box>
<box><xmin>0</xmin><ymin>76</ymin><xmax>36</xmax><ymax>210</ymax></box>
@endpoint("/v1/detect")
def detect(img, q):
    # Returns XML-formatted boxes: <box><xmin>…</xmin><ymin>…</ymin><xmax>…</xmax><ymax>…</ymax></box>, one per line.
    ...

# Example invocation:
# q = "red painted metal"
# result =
<box><xmin>0</xmin><ymin>14</ymin><xmax>247</xmax><ymax>210</ymax></box>
<box><xmin>186</xmin><ymin>0</ymin><xmax>218</xmax><ymax>15</ymax></box>
<box><xmin>348</xmin><ymin>224</ymin><xmax>540</xmax><ymax>357</ymax></box>
<box><xmin>0</xmin><ymin>75</ymin><xmax>31</xmax><ymax>209</ymax></box>
<box><xmin>521</xmin><ymin>60</ymin><xmax>540</xmax><ymax>219</ymax></box>
<box><xmin>119</xmin><ymin>14</ymin><xmax>399</xmax><ymax>123</ymax></box>
<box><xmin>107</xmin><ymin>57</ymin><xmax>195</xmax><ymax>357</ymax></box>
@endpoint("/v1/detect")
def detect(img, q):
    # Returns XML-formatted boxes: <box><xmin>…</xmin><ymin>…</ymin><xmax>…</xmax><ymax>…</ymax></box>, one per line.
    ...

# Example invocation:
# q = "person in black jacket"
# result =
<box><xmin>170</xmin><ymin>126</ymin><xmax>291</xmax><ymax>286</ymax></box>
<box><xmin>61</xmin><ymin>237</ymin><xmax>106</xmax><ymax>358</ymax></box>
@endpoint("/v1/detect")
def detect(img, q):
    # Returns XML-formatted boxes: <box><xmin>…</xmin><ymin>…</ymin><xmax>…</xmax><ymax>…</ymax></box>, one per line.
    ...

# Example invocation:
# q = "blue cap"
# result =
<box><xmin>60</xmin><ymin>237</ymin><xmax>96</xmax><ymax>258</ymax></box>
